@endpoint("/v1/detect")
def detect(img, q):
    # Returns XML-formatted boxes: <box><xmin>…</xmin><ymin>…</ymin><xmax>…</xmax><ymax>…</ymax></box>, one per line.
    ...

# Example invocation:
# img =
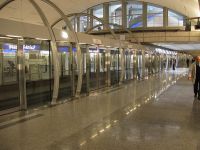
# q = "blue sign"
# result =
<box><xmin>58</xmin><ymin>46</ymin><xmax>77</xmax><ymax>52</ymax></box>
<box><xmin>72</xmin><ymin>47</ymin><xmax>76</xmax><ymax>52</ymax></box>
<box><xmin>2</xmin><ymin>43</ymin><xmax>41</xmax><ymax>51</ymax></box>
<box><xmin>3</xmin><ymin>43</ymin><xmax>17</xmax><ymax>50</ymax></box>
<box><xmin>23</xmin><ymin>44</ymin><xmax>40</xmax><ymax>50</ymax></box>
<box><xmin>58</xmin><ymin>46</ymin><xmax>69</xmax><ymax>52</ymax></box>
<box><xmin>3</xmin><ymin>49</ymin><xmax>17</xmax><ymax>53</ymax></box>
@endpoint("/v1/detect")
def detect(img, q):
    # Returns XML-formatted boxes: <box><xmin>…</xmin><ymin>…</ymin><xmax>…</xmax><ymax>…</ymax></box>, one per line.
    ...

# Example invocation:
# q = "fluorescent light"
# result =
<box><xmin>35</xmin><ymin>38</ymin><xmax>48</xmax><ymax>41</ymax></box>
<box><xmin>61</xmin><ymin>30</ymin><xmax>68</xmax><ymax>39</ymax></box>
<box><xmin>0</xmin><ymin>36</ymin><xmax>12</xmax><ymax>39</ymax></box>
<box><xmin>6</xmin><ymin>34</ymin><xmax>22</xmax><ymax>38</ymax></box>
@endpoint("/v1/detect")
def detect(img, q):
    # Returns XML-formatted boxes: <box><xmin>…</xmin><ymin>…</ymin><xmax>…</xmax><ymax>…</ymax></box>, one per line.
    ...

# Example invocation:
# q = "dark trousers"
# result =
<box><xmin>194</xmin><ymin>79</ymin><xmax>200</xmax><ymax>96</ymax></box>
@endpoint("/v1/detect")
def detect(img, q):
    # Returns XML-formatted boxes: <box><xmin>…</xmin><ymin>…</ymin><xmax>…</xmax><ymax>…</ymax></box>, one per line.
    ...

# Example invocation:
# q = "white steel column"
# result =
<box><xmin>120</xmin><ymin>48</ymin><xmax>125</xmax><ymax>84</ymax></box>
<box><xmin>18</xmin><ymin>39</ymin><xmax>27</xmax><ymax>110</ymax></box>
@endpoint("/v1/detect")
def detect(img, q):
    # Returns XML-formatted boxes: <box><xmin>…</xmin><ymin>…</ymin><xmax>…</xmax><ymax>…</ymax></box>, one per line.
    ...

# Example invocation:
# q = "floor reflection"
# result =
<box><xmin>46</xmin><ymin>69</ymin><xmax>187</xmax><ymax>150</ymax></box>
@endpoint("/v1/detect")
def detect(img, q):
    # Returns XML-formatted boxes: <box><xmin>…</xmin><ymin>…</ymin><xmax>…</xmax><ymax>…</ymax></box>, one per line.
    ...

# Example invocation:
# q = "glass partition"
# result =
<box><xmin>99</xmin><ymin>48</ymin><xmax>107</xmax><ymax>88</ymax></box>
<box><xmin>93</xmin><ymin>4</ymin><xmax>104</xmax><ymax>30</ymax></box>
<box><xmin>137</xmin><ymin>50</ymin><xmax>143</xmax><ymax>79</ymax></box>
<box><xmin>147</xmin><ymin>4</ymin><xmax>163</xmax><ymax>27</ymax></box>
<box><xmin>127</xmin><ymin>1</ymin><xmax>143</xmax><ymax>28</ymax></box>
<box><xmin>168</xmin><ymin>10</ymin><xmax>184</xmax><ymax>26</ymax></box>
<box><xmin>0</xmin><ymin>39</ymin><xmax>20</xmax><ymax>111</ymax></box>
<box><xmin>125</xmin><ymin>50</ymin><xmax>134</xmax><ymax>80</ymax></box>
<box><xmin>24</xmin><ymin>39</ymin><xmax>52</xmax><ymax>107</ymax></box>
<box><xmin>93</xmin><ymin>4</ymin><xmax>103</xmax><ymax>18</ymax></box>
<box><xmin>57</xmin><ymin>43</ymin><xmax>72</xmax><ymax>100</ymax></box>
<box><xmin>80</xmin><ymin>16</ymin><xmax>88</xmax><ymax>32</ymax></box>
<box><xmin>110</xmin><ymin>49</ymin><xmax>120</xmax><ymax>85</ymax></box>
<box><xmin>70</xmin><ymin>17</ymin><xmax>78</xmax><ymax>32</ymax></box>
<box><xmin>109</xmin><ymin>1</ymin><xmax>122</xmax><ymax>28</ymax></box>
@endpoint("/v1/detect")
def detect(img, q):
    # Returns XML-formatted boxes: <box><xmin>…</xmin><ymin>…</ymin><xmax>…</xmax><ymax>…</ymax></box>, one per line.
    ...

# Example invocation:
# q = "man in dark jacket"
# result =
<box><xmin>189</xmin><ymin>56</ymin><xmax>200</xmax><ymax>99</ymax></box>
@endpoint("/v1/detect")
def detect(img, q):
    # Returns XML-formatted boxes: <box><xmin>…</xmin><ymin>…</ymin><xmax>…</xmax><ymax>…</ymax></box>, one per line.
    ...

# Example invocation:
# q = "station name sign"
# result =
<box><xmin>3</xmin><ymin>43</ymin><xmax>40</xmax><ymax>50</ymax></box>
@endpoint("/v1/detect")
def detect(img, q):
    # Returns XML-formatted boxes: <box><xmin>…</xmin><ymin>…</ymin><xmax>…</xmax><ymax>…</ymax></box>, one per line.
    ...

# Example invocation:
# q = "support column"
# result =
<box><xmin>89</xmin><ymin>8</ymin><xmax>93</xmax><ymax>30</ymax></box>
<box><xmin>166</xmin><ymin>55</ymin><xmax>169</xmax><ymax>70</ymax></box>
<box><xmin>163</xmin><ymin>7</ymin><xmax>168</xmax><ymax>28</ymax></box>
<box><xmin>75</xmin><ymin>44</ymin><xmax>83</xmax><ymax>97</ymax></box>
<box><xmin>142</xmin><ymin>50</ymin><xmax>145</xmax><ymax>78</ymax></box>
<box><xmin>143</xmin><ymin>2</ymin><xmax>147</xmax><ymax>28</ymax></box>
<box><xmin>87</xmin><ymin>9</ymin><xmax>90</xmax><ymax>31</ymax></box>
<box><xmin>120</xmin><ymin>48</ymin><xmax>125</xmax><ymax>84</ymax></box>
<box><xmin>86</xmin><ymin>45</ymin><xmax>90</xmax><ymax>94</ymax></box>
<box><xmin>69</xmin><ymin>43</ymin><xmax>75</xmax><ymax>97</ymax></box>
<box><xmin>106</xmin><ymin>48</ymin><xmax>111</xmax><ymax>86</ymax></box>
<box><xmin>103</xmin><ymin>2</ymin><xmax>109</xmax><ymax>30</ymax></box>
<box><xmin>77</xmin><ymin>16</ymin><xmax>80</xmax><ymax>32</ymax></box>
<box><xmin>0</xmin><ymin>43</ymin><xmax>3</xmax><ymax>85</ymax></box>
<box><xmin>18</xmin><ymin>39</ymin><xmax>27</xmax><ymax>110</ymax></box>
<box><xmin>121</xmin><ymin>0</ymin><xmax>127</xmax><ymax>29</ymax></box>
<box><xmin>96</xmin><ymin>45</ymin><xmax>100</xmax><ymax>88</ymax></box>
<box><xmin>133</xmin><ymin>49</ymin><xmax>137</xmax><ymax>79</ymax></box>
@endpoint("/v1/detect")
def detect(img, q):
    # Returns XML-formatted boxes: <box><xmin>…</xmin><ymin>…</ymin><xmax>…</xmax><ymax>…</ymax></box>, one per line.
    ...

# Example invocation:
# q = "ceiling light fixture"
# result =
<box><xmin>61</xmin><ymin>26</ymin><xmax>68</xmax><ymax>39</ymax></box>
<box><xmin>6</xmin><ymin>34</ymin><xmax>22</xmax><ymax>38</ymax></box>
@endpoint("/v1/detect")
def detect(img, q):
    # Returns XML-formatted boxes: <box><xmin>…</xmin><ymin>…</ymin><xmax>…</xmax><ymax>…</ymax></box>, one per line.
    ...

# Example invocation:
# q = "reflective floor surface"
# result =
<box><xmin>0</xmin><ymin>68</ymin><xmax>199</xmax><ymax>150</ymax></box>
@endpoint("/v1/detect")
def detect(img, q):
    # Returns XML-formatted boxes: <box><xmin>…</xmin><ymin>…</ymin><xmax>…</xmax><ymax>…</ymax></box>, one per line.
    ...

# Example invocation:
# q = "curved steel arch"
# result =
<box><xmin>0</xmin><ymin>0</ymin><xmax>84</xmax><ymax>99</ymax></box>
<box><xmin>0</xmin><ymin>0</ymin><xmax>14</xmax><ymax>9</ymax></box>
<box><xmin>41</xmin><ymin>0</ymin><xmax>83</xmax><ymax>97</ymax></box>
<box><xmin>0</xmin><ymin>0</ymin><xmax>59</xmax><ymax>104</ymax></box>
<box><xmin>52</xmin><ymin>13</ymin><xmax>118</xmax><ymax>40</ymax></box>
<box><xmin>86</xmin><ymin>23</ymin><xmax>132</xmax><ymax>34</ymax></box>
<box><xmin>85</xmin><ymin>23</ymin><xmax>140</xmax><ymax>44</ymax></box>
<box><xmin>29</xmin><ymin>0</ymin><xmax>60</xmax><ymax>104</ymax></box>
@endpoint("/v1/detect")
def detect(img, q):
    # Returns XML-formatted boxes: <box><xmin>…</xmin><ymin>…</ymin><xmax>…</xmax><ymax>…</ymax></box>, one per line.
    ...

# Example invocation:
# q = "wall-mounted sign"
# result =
<box><xmin>3</xmin><ymin>43</ymin><xmax>41</xmax><ymax>51</ymax></box>
<box><xmin>58</xmin><ymin>46</ymin><xmax>69</xmax><ymax>52</ymax></box>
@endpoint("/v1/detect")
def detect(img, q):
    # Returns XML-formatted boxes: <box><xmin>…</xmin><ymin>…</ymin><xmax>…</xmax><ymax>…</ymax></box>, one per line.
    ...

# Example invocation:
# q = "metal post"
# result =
<box><xmin>69</xmin><ymin>43</ymin><xmax>75</xmax><ymax>97</ymax></box>
<box><xmin>143</xmin><ymin>2</ymin><xmax>147</xmax><ymax>28</ymax></box>
<box><xmin>121</xmin><ymin>0</ymin><xmax>127</xmax><ymax>29</ymax></box>
<box><xmin>86</xmin><ymin>45</ymin><xmax>90</xmax><ymax>94</ymax></box>
<box><xmin>77</xmin><ymin>16</ymin><xmax>80</xmax><ymax>32</ymax></box>
<box><xmin>0</xmin><ymin>43</ymin><xmax>3</xmax><ymax>85</ymax></box>
<box><xmin>135</xmin><ymin>49</ymin><xmax>139</xmax><ymax>80</ymax></box>
<box><xmin>103</xmin><ymin>3</ymin><xmax>109</xmax><ymax>30</ymax></box>
<box><xmin>120</xmin><ymin>48</ymin><xmax>125</xmax><ymax>84</ymax></box>
<box><xmin>87</xmin><ymin>9</ymin><xmax>90</xmax><ymax>31</ymax></box>
<box><xmin>89</xmin><ymin>8</ymin><xmax>93</xmax><ymax>29</ymax></box>
<box><xmin>106</xmin><ymin>48</ymin><xmax>111</xmax><ymax>86</ymax></box>
<box><xmin>142</xmin><ymin>50</ymin><xmax>145</xmax><ymax>78</ymax></box>
<box><xmin>96</xmin><ymin>45</ymin><xmax>100</xmax><ymax>89</ymax></box>
<box><xmin>164</xmin><ymin>7</ymin><xmax>168</xmax><ymax>28</ymax></box>
<box><xmin>18</xmin><ymin>39</ymin><xmax>27</xmax><ymax>110</ymax></box>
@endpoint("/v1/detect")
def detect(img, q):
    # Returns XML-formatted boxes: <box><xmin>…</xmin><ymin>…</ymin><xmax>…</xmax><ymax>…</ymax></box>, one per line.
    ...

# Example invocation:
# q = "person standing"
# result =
<box><xmin>186</xmin><ymin>58</ymin><xmax>190</xmax><ymax>68</ymax></box>
<box><xmin>172</xmin><ymin>59</ymin><xmax>176</xmax><ymax>70</ymax></box>
<box><xmin>188</xmin><ymin>56</ymin><xmax>200</xmax><ymax>99</ymax></box>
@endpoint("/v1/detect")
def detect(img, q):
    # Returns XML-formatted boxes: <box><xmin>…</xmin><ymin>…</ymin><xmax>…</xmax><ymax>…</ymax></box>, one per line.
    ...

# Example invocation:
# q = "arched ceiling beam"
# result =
<box><xmin>29</xmin><ymin>0</ymin><xmax>60</xmax><ymax>104</ymax></box>
<box><xmin>0</xmin><ymin>0</ymin><xmax>14</xmax><ymax>10</ymax></box>
<box><xmin>52</xmin><ymin>13</ymin><xmax>118</xmax><ymax>40</ymax></box>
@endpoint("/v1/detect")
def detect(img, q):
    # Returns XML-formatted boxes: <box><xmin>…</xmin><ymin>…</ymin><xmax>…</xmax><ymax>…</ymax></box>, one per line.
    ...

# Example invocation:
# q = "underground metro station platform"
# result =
<box><xmin>0</xmin><ymin>0</ymin><xmax>200</xmax><ymax>149</ymax></box>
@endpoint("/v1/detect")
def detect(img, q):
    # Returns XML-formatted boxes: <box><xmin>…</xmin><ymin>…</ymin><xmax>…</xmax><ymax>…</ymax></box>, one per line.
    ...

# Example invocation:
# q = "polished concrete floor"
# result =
<box><xmin>0</xmin><ymin>68</ymin><xmax>198</xmax><ymax>150</ymax></box>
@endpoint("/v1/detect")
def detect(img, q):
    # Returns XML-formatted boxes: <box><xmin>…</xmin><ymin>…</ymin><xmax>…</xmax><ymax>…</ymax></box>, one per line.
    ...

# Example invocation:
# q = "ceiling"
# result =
<box><xmin>0</xmin><ymin>0</ymin><xmax>199</xmax><ymax>27</ymax></box>
<box><xmin>0</xmin><ymin>0</ymin><xmax>200</xmax><ymax>56</ymax></box>
<box><xmin>152</xmin><ymin>42</ymin><xmax>200</xmax><ymax>56</ymax></box>
<box><xmin>153</xmin><ymin>43</ymin><xmax>200</xmax><ymax>51</ymax></box>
